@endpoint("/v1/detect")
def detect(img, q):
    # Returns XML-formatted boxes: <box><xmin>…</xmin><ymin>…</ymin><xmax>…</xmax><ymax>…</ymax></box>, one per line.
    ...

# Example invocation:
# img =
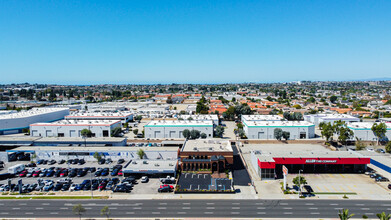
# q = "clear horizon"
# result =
<box><xmin>1</xmin><ymin>1</ymin><xmax>391</xmax><ymax>84</ymax></box>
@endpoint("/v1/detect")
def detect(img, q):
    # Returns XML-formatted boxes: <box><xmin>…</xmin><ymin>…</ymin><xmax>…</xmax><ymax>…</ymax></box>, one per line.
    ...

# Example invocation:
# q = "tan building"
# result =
<box><xmin>179</xmin><ymin>140</ymin><xmax>233</xmax><ymax>173</ymax></box>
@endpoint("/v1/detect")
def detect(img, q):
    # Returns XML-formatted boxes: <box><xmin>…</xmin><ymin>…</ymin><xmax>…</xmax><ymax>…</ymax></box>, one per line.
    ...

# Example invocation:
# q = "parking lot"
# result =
<box><xmin>0</xmin><ymin>159</ymin><xmax>176</xmax><ymax>195</ymax></box>
<box><xmin>286</xmin><ymin>173</ymin><xmax>391</xmax><ymax>199</ymax></box>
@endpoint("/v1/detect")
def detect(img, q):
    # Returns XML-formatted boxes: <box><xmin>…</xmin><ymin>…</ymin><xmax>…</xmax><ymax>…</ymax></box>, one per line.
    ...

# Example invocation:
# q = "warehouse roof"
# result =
<box><xmin>181</xmin><ymin>139</ymin><xmax>232</xmax><ymax>152</ymax></box>
<box><xmin>145</xmin><ymin>120</ymin><xmax>213</xmax><ymax>127</ymax></box>
<box><xmin>66</xmin><ymin>111</ymin><xmax>133</xmax><ymax>118</ymax></box>
<box><xmin>242</xmin><ymin>115</ymin><xmax>284</xmax><ymax>121</ymax></box>
<box><xmin>348</xmin><ymin>122</ymin><xmax>391</xmax><ymax>130</ymax></box>
<box><xmin>30</xmin><ymin>119</ymin><xmax>121</xmax><ymax>126</ymax></box>
<box><xmin>177</xmin><ymin>114</ymin><xmax>219</xmax><ymax>121</ymax></box>
<box><xmin>308</xmin><ymin>114</ymin><xmax>359</xmax><ymax>120</ymax></box>
<box><xmin>0</xmin><ymin>108</ymin><xmax>69</xmax><ymax>120</ymax></box>
<box><xmin>244</xmin><ymin>120</ymin><xmax>314</xmax><ymax>127</ymax></box>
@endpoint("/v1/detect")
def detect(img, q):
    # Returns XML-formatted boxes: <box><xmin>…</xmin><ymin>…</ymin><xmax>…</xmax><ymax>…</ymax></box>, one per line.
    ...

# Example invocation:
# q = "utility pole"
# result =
<box><xmin>298</xmin><ymin>169</ymin><xmax>303</xmax><ymax>197</ymax></box>
<box><xmin>90</xmin><ymin>171</ymin><xmax>93</xmax><ymax>199</ymax></box>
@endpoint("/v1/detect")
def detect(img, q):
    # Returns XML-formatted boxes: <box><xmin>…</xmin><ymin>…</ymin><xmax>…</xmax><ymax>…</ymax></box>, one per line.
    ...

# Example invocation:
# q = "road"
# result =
<box><xmin>0</xmin><ymin>199</ymin><xmax>390</xmax><ymax>218</ymax></box>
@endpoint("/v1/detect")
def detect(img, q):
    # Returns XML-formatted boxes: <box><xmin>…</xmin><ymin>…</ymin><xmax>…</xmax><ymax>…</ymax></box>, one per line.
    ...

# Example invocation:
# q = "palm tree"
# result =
<box><xmin>338</xmin><ymin>209</ymin><xmax>354</xmax><ymax>220</ymax></box>
<box><xmin>377</xmin><ymin>212</ymin><xmax>391</xmax><ymax>220</ymax></box>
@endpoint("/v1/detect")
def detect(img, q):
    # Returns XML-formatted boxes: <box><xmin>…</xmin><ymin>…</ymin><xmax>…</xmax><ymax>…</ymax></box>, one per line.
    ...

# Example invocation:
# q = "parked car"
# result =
<box><xmin>117</xmin><ymin>159</ymin><xmax>125</xmax><ymax>164</ymax></box>
<box><xmin>58</xmin><ymin>159</ymin><xmax>66</xmax><ymax>164</ymax></box>
<box><xmin>69</xmin><ymin>183</ymin><xmax>77</xmax><ymax>191</ymax></box>
<box><xmin>78</xmin><ymin>159</ymin><xmax>85</xmax><ymax>165</ymax></box>
<box><xmin>388</xmin><ymin>184</ymin><xmax>391</xmax><ymax>190</ymax></box>
<box><xmin>101</xmin><ymin>168</ymin><xmax>109</xmax><ymax>176</ymax></box>
<box><xmin>43</xmin><ymin>183</ymin><xmax>54</xmax><ymax>191</ymax></box>
<box><xmin>53</xmin><ymin>183</ymin><xmax>63</xmax><ymax>191</ymax></box>
<box><xmin>160</xmin><ymin>184</ymin><xmax>174</xmax><ymax>189</ymax></box>
<box><xmin>106</xmin><ymin>158</ymin><xmax>113</xmax><ymax>164</ymax></box>
<box><xmin>61</xmin><ymin>183</ymin><xmax>71</xmax><ymax>191</ymax></box>
<box><xmin>19</xmin><ymin>170</ymin><xmax>28</xmax><ymax>177</ymax></box>
<box><xmin>98</xmin><ymin>159</ymin><xmax>106</xmax><ymax>165</ymax></box>
<box><xmin>377</xmin><ymin>149</ymin><xmax>386</xmax><ymax>154</ymax></box>
<box><xmin>141</xmin><ymin>176</ymin><xmax>149</xmax><ymax>183</ymax></box>
<box><xmin>48</xmin><ymin>160</ymin><xmax>56</xmax><ymax>165</ymax></box>
<box><xmin>376</xmin><ymin>176</ymin><xmax>389</xmax><ymax>182</ymax></box>
<box><xmin>158</xmin><ymin>186</ymin><xmax>172</xmax><ymax>193</ymax></box>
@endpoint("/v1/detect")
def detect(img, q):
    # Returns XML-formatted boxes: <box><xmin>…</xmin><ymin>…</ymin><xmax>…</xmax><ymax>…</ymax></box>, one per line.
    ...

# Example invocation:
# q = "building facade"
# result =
<box><xmin>348</xmin><ymin>122</ymin><xmax>391</xmax><ymax>141</ymax></box>
<box><xmin>30</xmin><ymin>119</ymin><xmax>121</xmax><ymax>138</ymax></box>
<box><xmin>243</xmin><ymin>120</ymin><xmax>315</xmax><ymax>139</ymax></box>
<box><xmin>304</xmin><ymin>114</ymin><xmax>360</xmax><ymax>126</ymax></box>
<box><xmin>144</xmin><ymin>120</ymin><xmax>213</xmax><ymax>139</ymax></box>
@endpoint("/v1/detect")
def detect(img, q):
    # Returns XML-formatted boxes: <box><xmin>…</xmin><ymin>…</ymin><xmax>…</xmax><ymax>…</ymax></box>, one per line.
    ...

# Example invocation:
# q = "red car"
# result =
<box><xmin>98</xmin><ymin>182</ymin><xmax>107</xmax><ymax>191</ymax></box>
<box><xmin>118</xmin><ymin>170</ymin><xmax>123</xmax><ymax>176</ymax></box>
<box><xmin>160</xmin><ymin>184</ymin><xmax>174</xmax><ymax>189</ymax></box>
<box><xmin>32</xmin><ymin>170</ymin><xmax>41</xmax><ymax>177</ymax></box>
<box><xmin>19</xmin><ymin>170</ymin><xmax>27</xmax><ymax>177</ymax></box>
<box><xmin>60</xmin><ymin>170</ymin><xmax>68</xmax><ymax>177</ymax></box>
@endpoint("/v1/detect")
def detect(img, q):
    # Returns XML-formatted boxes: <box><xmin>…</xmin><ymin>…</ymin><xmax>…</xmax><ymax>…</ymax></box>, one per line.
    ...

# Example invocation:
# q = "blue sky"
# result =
<box><xmin>0</xmin><ymin>0</ymin><xmax>390</xmax><ymax>84</ymax></box>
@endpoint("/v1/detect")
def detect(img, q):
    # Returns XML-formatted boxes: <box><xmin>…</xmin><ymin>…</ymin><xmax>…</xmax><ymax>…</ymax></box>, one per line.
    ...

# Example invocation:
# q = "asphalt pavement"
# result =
<box><xmin>0</xmin><ymin>199</ymin><xmax>390</xmax><ymax>218</ymax></box>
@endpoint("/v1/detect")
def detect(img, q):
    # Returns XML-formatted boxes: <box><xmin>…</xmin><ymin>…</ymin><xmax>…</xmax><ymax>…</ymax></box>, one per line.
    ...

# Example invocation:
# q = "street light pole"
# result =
<box><xmin>298</xmin><ymin>169</ymin><xmax>303</xmax><ymax>197</ymax></box>
<box><xmin>90</xmin><ymin>171</ymin><xmax>93</xmax><ymax>199</ymax></box>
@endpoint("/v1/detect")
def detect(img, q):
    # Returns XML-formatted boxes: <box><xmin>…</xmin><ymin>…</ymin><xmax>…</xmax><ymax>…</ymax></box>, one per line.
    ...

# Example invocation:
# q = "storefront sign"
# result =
<box><xmin>305</xmin><ymin>159</ymin><xmax>337</xmax><ymax>163</ymax></box>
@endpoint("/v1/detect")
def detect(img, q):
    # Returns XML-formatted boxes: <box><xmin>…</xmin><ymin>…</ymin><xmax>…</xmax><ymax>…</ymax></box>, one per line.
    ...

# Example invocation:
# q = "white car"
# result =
<box><xmin>141</xmin><ymin>176</ymin><xmax>149</xmax><ymax>183</ymax></box>
<box><xmin>69</xmin><ymin>184</ymin><xmax>77</xmax><ymax>191</ymax></box>
<box><xmin>367</xmin><ymin>148</ymin><xmax>375</xmax><ymax>152</ymax></box>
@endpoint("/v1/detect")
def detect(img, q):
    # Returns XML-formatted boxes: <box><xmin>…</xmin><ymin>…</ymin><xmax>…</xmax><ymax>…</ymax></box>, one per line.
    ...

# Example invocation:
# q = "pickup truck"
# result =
<box><xmin>159</xmin><ymin>176</ymin><xmax>175</xmax><ymax>184</ymax></box>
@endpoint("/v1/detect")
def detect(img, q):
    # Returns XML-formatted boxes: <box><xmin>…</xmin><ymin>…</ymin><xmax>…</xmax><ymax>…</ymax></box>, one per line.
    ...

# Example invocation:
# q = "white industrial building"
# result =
<box><xmin>0</xmin><ymin>108</ymin><xmax>69</xmax><ymax>135</ymax></box>
<box><xmin>304</xmin><ymin>114</ymin><xmax>360</xmax><ymax>126</ymax></box>
<box><xmin>65</xmin><ymin>111</ymin><xmax>133</xmax><ymax>125</ymax></box>
<box><xmin>145</xmin><ymin>120</ymin><xmax>213</xmax><ymax>139</ymax></box>
<box><xmin>241</xmin><ymin>115</ymin><xmax>284</xmax><ymax>124</ymax></box>
<box><xmin>243</xmin><ymin>120</ymin><xmax>315</xmax><ymax>139</ymax></box>
<box><xmin>30</xmin><ymin>119</ymin><xmax>121</xmax><ymax>138</ymax></box>
<box><xmin>348</xmin><ymin>122</ymin><xmax>391</xmax><ymax>141</ymax></box>
<box><xmin>177</xmin><ymin>114</ymin><xmax>219</xmax><ymax>126</ymax></box>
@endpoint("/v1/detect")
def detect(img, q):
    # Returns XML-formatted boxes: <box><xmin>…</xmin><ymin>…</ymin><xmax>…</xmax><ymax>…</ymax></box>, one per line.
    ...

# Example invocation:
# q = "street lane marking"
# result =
<box><xmin>182</xmin><ymin>207</ymin><xmax>191</xmax><ymax>209</ymax></box>
<box><xmin>35</xmin><ymin>208</ymin><xmax>43</xmax><ymax>210</ymax></box>
<box><xmin>60</xmin><ymin>208</ymin><xmax>68</xmax><ymax>210</ymax></box>
<box><xmin>305</xmin><ymin>203</ymin><xmax>314</xmax><ymax>205</ymax></box>
<box><xmin>257</xmin><ymin>212</ymin><xmax>266</xmax><ymax>214</ymax></box>
<box><xmin>42</xmin><ymin>203</ymin><xmax>50</xmax><ymax>205</ymax></box>
<box><xmin>50</xmin><ymin>212</ymin><xmax>59</xmax><ymax>214</ymax></box>
<box><xmin>177</xmin><ymin>212</ymin><xmax>186</xmax><ymax>214</ymax></box>
<box><xmin>0</xmin><ymin>212</ymin><xmax>9</xmax><ymax>215</ymax></box>
<box><xmin>283</xmin><ymin>207</ymin><xmax>292</xmax><ymax>209</ymax></box>
<box><xmin>152</xmin><ymin>212</ymin><xmax>160</xmax><ymax>214</ymax></box>
<box><xmin>256</xmin><ymin>203</ymin><xmax>264</xmax><ymax>205</ymax></box>
<box><xmin>159</xmin><ymin>203</ymin><xmax>167</xmax><ymax>205</ymax></box>
<box><xmin>309</xmin><ymin>207</ymin><xmax>318</xmax><ymax>210</ymax></box>
<box><xmin>280</xmin><ymin>203</ymin><xmax>288</xmax><ymax>205</ymax></box>
<box><xmin>19</xmin><ymin>203</ymin><xmax>27</xmax><ymax>205</ymax></box>
<box><xmin>257</xmin><ymin>207</ymin><xmax>266</xmax><ymax>209</ymax></box>
<box><xmin>25</xmin><ymin>212</ymin><xmax>34</xmax><ymax>214</ymax></box>
<box><xmin>85</xmin><ymin>207</ymin><xmax>92</xmax><ymax>210</ymax></box>
<box><xmin>133</xmin><ymin>207</ymin><xmax>141</xmax><ymax>210</ymax></box>
<box><xmin>381</xmin><ymin>204</ymin><xmax>391</xmax><ymax>206</ymax></box>
<box><xmin>330</xmin><ymin>203</ymin><xmax>339</xmax><ymax>205</ymax></box>
<box><xmin>204</xmin><ymin>212</ymin><xmax>214</xmax><ymax>214</ymax></box>
<box><xmin>183</xmin><ymin>203</ymin><xmax>190</xmax><ymax>205</ymax></box>
<box><xmin>206</xmin><ymin>207</ymin><xmax>215</xmax><ymax>209</ymax></box>
<box><xmin>231</xmin><ymin>212</ymin><xmax>240</xmax><ymax>214</ymax></box>
<box><xmin>126</xmin><ymin>212</ymin><xmax>135</xmax><ymax>214</ymax></box>
<box><xmin>111</xmin><ymin>203</ymin><xmax>119</xmax><ymax>206</ymax></box>
<box><xmin>361</xmin><ymin>208</ymin><xmax>370</xmax><ymax>210</ymax></box>
<box><xmin>365</xmin><ymin>213</ymin><xmax>374</xmax><ymax>215</ymax></box>
<box><xmin>111</xmin><ymin>207</ymin><xmax>118</xmax><ymax>210</ymax></box>
<box><xmin>232</xmin><ymin>202</ymin><xmax>240</xmax><ymax>205</ymax></box>
<box><xmin>12</xmin><ymin>208</ymin><xmax>20</xmax><ymax>210</ymax></box>
<box><xmin>284</xmin><ymin>212</ymin><xmax>293</xmax><ymax>214</ymax></box>
<box><xmin>356</xmin><ymin>204</ymin><xmax>365</xmax><ymax>206</ymax></box>
<box><xmin>311</xmin><ymin>212</ymin><xmax>320</xmax><ymax>214</ymax></box>
<box><xmin>158</xmin><ymin>207</ymin><xmax>167</xmax><ymax>209</ymax></box>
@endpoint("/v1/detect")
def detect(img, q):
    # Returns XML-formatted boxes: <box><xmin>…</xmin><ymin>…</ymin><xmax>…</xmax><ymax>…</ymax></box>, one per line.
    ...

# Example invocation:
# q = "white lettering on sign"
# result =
<box><xmin>305</xmin><ymin>159</ymin><xmax>337</xmax><ymax>163</ymax></box>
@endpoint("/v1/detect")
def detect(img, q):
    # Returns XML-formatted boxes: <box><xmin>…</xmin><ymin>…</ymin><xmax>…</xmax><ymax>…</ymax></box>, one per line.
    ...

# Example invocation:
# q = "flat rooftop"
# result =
<box><xmin>242</xmin><ymin>115</ymin><xmax>284</xmax><ymax>121</ymax></box>
<box><xmin>177</xmin><ymin>114</ymin><xmax>219</xmax><ymax>120</ymax></box>
<box><xmin>66</xmin><ymin>111</ymin><xmax>133</xmax><ymax>118</ymax></box>
<box><xmin>244</xmin><ymin>120</ymin><xmax>314</xmax><ymax>127</ymax></box>
<box><xmin>0</xmin><ymin>108</ymin><xmax>69</xmax><ymax>120</ymax></box>
<box><xmin>348</xmin><ymin>122</ymin><xmax>391</xmax><ymax>130</ymax></box>
<box><xmin>13</xmin><ymin>146</ymin><xmax>177</xmax><ymax>152</ymax></box>
<box><xmin>182</xmin><ymin>139</ymin><xmax>232</xmax><ymax>152</ymax></box>
<box><xmin>145</xmin><ymin>120</ymin><xmax>213</xmax><ymax>127</ymax></box>
<box><xmin>123</xmin><ymin>159</ymin><xmax>177</xmax><ymax>172</ymax></box>
<box><xmin>30</xmin><ymin>119</ymin><xmax>121</xmax><ymax>126</ymax></box>
<box><xmin>309</xmin><ymin>114</ymin><xmax>359</xmax><ymax>119</ymax></box>
<box><xmin>245</xmin><ymin>144</ymin><xmax>369</xmax><ymax>162</ymax></box>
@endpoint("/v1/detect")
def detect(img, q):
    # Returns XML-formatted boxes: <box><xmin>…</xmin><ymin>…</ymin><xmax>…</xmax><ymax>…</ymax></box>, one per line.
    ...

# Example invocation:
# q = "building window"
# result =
<box><xmin>103</xmin><ymin>130</ymin><xmax>109</xmax><ymax>137</ymax></box>
<box><xmin>58</xmin><ymin>133</ymin><xmax>64</xmax><ymax>137</ymax></box>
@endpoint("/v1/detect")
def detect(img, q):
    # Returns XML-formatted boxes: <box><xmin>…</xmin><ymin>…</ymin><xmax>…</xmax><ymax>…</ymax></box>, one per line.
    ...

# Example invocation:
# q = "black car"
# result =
<box><xmin>68</xmin><ymin>171</ymin><xmax>77</xmax><ymax>178</ymax></box>
<box><xmin>54</xmin><ymin>169</ymin><xmax>62</xmax><ymax>177</ymax></box>
<box><xmin>53</xmin><ymin>183</ymin><xmax>63</xmax><ymax>191</ymax></box>
<box><xmin>89</xmin><ymin>167</ymin><xmax>96</xmax><ymax>172</ymax></box>
<box><xmin>94</xmin><ymin>170</ymin><xmax>102</xmax><ymax>177</ymax></box>
<box><xmin>376</xmin><ymin>176</ymin><xmax>389</xmax><ymax>182</ymax></box>
<box><xmin>111</xmin><ymin>169</ymin><xmax>119</xmax><ymax>176</ymax></box>
<box><xmin>58</xmin><ymin>159</ymin><xmax>66</xmax><ymax>164</ymax></box>
<box><xmin>117</xmin><ymin>159</ymin><xmax>125</xmax><ymax>164</ymax></box>
<box><xmin>83</xmin><ymin>183</ymin><xmax>92</xmax><ymax>191</ymax></box>
<box><xmin>101</xmin><ymin>168</ymin><xmax>109</xmax><ymax>176</ymax></box>
<box><xmin>388</xmin><ymin>184</ymin><xmax>391</xmax><ymax>190</ymax></box>
<box><xmin>72</xmin><ymin>159</ymin><xmax>79</xmax><ymax>165</ymax></box>
<box><xmin>48</xmin><ymin>160</ymin><xmax>56</xmax><ymax>165</ymax></box>
<box><xmin>106</xmin><ymin>158</ymin><xmax>113</xmax><ymax>164</ymax></box>
<box><xmin>91</xmin><ymin>183</ymin><xmax>99</xmax><ymax>190</ymax></box>
<box><xmin>26</xmin><ymin>163</ymin><xmax>36</xmax><ymax>167</ymax></box>
<box><xmin>77</xmin><ymin>170</ymin><xmax>87</xmax><ymax>177</ymax></box>
<box><xmin>112</xmin><ymin>178</ymin><xmax>120</xmax><ymax>184</ymax></box>
<box><xmin>67</xmin><ymin>159</ymin><xmax>74</xmax><ymax>165</ymax></box>
<box><xmin>36</xmin><ymin>159</ymin><xmax>44</xmax><ymax>165</ymax></box>
<box><xmin>61</xmin><ymin>183</ymin><xmax>71</xmax><ymax>191</ymax></box>
<box><xmin>98</xmin><ymin>159</ymin><xmax>106</xmax><ymax>165</ymax></box>
<box><xmin>158</xmin><ymin>186</ymin><xmax>172</xmax><ymax>193</ymax></box>
<box><xmin>112</xmin><ymin>184</ymin><xmax>131</xmax><ymax>193</ymax></box>
<box><xmin>78</xmin><ymin>159</ymin><xmax>85</xmax><ymax>165</ymax></box>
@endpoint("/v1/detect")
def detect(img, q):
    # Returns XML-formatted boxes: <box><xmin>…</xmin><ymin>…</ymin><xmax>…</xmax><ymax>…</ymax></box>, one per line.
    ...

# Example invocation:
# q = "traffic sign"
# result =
<box><xmin>282</xmin><ymin>165</ymin><xmax>288</xmax><ymax>175</ymax></box>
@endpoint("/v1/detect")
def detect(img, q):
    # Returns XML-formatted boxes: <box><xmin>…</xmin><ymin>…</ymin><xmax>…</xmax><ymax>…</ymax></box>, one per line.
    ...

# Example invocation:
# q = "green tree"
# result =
<box><xmin>338</xmin><ymin>127</ymin><xmax>354</xmax><ymax>146</ymax></box>
<box><xmin>200</xmin><ymin>133</ymin><xmax>207</xmax><ymax>139</ymax></box>
<box><xmin>386</xmin><ymin>142</ymin><xmax>391</xmax><ymax>153</ymax></box>
<box><xmin>355</xmin><ymin>138</ymin><xmax>366</xmax><ymax>151</ymax></box>
<box><xmin>318</xmin><ymin>122</ymin><xmax>325</xmax><ymax>130</ymax></box>
<box><xmin>72</xmin><ymin>204</ymin><xmax>86</xmax><ymax>220</ymax></box>
<box><xmin>274</xmin><ymin>128</ymin><xmax>283</xmax><ymax>141</ymax></box>
<box><xmin>292</xmin><ymin>176</ymin><xmax>307</xmax><ymax>187</ymax></box>
<box><xmin>80</xmin><ymin>129</ymin><xmax>92</xmax><ymax>138</ymax></box>
<box><xmin>190</xmin><ymin>130</ymin><xmax>201</xmax><ymax>139</ymax></box>
<box><xmin>137</xmin><ymin>149</ymin><xmax>145</xmax><ymax>159</ymax></box>
<box><xmin>376</xmin><ymin>212</ymin><xmax>391</xmax><ymax>220</ymax></box>
<box><xmin>330</xmin><ymin>95</ymin><xmax>338</xmax><ymax>103</ymax></box>
<box><xmin>215</xmin><ymin>126</ymin><xmax>225</xmax><ymax>138</ymax></box>
<box><xmin>182</xmin><ymin>129</ymin><xmax>191</xmax><ymax>139</ymax></box>
<box><xmin>93</xmin><ymin>152</ymin><xmax>102</xmax><ymax>162</ymax></box>
<box><xmin>338</xmin><ymin>209</ymin><xmax>354</xmax><ymax>220</ymax></box>
<box><xmin>321</xmin><ymin>123</ymin><xmax>334</xmax><ymax>142</ymax></box>
<box><xmin>111</xmin><ymin>127</ymin><xmax>122</xmax><ymax>137</ymax></box>
<box><xmin>372</xmin><ymin>123</ymin><xmax>387</xmax><ymax>145</ymax></box>
<box><xmin>282</xmin><ymin>131</ymin><xmax>290</xmax><ymax>141</ymax></box>
<box><xmin>134</xmin><ymin>115</ymin><xmax>142</xmax><ymax>121</ymax></box>
<box><xmin>100</xmin><ymin>206</ymin><xmax>110</xmax><ymax>220</ymax></box>
<box><xmin>133</xmin><ymin>129</ymin><xmax>139</xmax><ymax>135</ymax></box>
<box><xmin>222</xmin><ymin>106</ymin><xmax>235</xmax><ymax>120</ymax></box>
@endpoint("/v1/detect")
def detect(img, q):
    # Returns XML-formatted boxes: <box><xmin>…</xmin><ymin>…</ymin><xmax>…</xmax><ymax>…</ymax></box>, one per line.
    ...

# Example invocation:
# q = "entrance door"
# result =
<box><xmin>300</xmin><ymin>132</ymin><xmax>306</xmax><ymax>139</ymax></box>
